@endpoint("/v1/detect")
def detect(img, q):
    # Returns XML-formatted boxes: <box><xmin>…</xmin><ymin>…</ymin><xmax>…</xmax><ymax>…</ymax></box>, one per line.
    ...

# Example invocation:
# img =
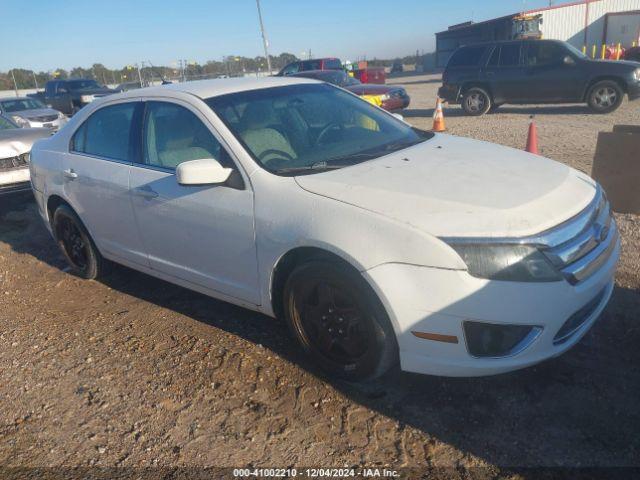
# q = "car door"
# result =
<box><xmin>46</xmin><ymin>82</ymin><xmax>65</xmax><ymax>112</ymax></box>
<box><xmin>64</xmin><ymin>100</ymin><xmax>148</xmax><ymax>267</ymax></box>
<box><xmin>129</xmin><ymin>100</ymin><xmax>260</xmax><ymax>304</ymax></box>
<box><xmin>521</xmin><ymin>41</ymin><xmax>583</xmax><ymax>102</ymax></box>
<box><xmin>483</xmin><ymin>43</ymin><xmax>526</xmax><ymax>103</ymax></box>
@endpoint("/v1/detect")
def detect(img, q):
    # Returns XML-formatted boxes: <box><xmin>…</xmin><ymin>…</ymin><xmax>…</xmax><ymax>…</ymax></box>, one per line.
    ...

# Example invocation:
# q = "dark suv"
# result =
<box><xmin>438</xmin><ymin>39</ymin><xmax>640</xmax><ymax>115</ymax></box>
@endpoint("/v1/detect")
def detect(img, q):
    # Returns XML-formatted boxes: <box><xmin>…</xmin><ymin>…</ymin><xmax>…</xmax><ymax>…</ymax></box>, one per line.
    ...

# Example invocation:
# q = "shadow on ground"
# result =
<box><xmin>2</xmin><ymin>198</ymin><xmax>640</xmax><ymax>469</ymax></box>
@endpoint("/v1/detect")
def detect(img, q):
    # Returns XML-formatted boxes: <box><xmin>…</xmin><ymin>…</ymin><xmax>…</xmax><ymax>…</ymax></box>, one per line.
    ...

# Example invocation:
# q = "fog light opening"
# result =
<box><xmin>463</xmin><ymin>321</ymin><xmax>542</xmax><ymax>358</ymax></box>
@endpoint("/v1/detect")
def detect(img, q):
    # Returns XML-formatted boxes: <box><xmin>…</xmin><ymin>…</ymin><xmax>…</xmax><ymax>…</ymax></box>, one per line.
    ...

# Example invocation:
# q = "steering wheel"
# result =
<box><xmin>316</xmin><ymin>123</ymin><xmax>345</xmax><ymax>146</ymax></box>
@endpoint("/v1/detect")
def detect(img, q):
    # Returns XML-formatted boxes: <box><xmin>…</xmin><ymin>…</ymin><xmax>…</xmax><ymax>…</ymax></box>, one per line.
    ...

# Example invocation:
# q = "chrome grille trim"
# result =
<box><xmin>561</xmin><ymin>222</ymin><xmax>619</xmax><ymax>285</ymax></box>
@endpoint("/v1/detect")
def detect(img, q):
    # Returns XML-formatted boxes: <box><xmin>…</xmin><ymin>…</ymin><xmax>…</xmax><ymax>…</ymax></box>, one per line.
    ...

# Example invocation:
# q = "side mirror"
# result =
<box><xmin>176</xmin><ymin>159</ymin><xmax>233</xmax><ymax>186</ymax></box>
<box><xmin>563</xmin><ymin>55</ymin><xmax>576</xmax><ymax>66</ymax></box>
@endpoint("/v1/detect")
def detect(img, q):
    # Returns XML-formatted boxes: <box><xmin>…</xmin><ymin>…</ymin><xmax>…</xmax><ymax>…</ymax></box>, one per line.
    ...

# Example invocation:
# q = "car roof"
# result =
<box><xmin>114</xmin><ymin>76</ymin><xmax>320</xmax><ymax>100</ymax></box>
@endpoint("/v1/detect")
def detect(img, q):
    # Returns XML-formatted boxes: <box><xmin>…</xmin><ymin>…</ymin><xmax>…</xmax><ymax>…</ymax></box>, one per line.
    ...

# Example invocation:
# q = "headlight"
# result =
<box><xmin>58</xmin><ymin>112</ymin><xmax>66</xmax><ymax>119</ymax></box>
<box><xmin>11</xmin><ymin>115</ymin><xmax>30</xmax><ymax>128</ymax></box>
<box><xmin>447</xmin><ymin>242</ymin><xmax>563</xmax><ymax>282</ymax></box>
<box><xmin>80</xmin><ymin>95</ymin><xmax>94</xmax><ymax>103</ymax></box>
<box><xmin>633</xmin><ymin>68</ymin><xmax>640</xmax><ymax>82</ymax></box>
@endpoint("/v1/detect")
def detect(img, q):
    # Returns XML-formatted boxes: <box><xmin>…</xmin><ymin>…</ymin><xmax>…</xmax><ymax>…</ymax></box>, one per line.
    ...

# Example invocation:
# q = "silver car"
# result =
<box><xmin>0</xmin><ymin>115</ymin><xmax>52</xmax><ymax>195</ymax></box>
<box><xmin>0</xmin><ymin>97</ymin><xmax>67</xmax><ymax>131</ymax></box>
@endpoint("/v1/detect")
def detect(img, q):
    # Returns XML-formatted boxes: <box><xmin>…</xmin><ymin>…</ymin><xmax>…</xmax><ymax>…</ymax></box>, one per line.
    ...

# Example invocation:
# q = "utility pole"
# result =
<box><xmin>10</xmin><ymin>70</ymin><xmax>19</xmax><ymax>97</ymax></box>
<box><xmin>137</xmin><ymin>63</ymin><xmax>143</xmax><ymax>87</ymax></box>
<box><xmin>32</xmin><ymin>71</ymin><xmax>38</xmax><ymax>90</ymax></box>
<box><xmin>256</xmin><ymin>0</ymin><xmax>272</xmax><ymax>74</ymax></box>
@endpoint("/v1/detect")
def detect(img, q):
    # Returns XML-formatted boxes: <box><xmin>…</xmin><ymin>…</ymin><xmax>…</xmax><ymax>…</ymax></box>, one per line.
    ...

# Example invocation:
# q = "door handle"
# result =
<box><xmin>63</xmin><ymin>168</ymin><xmax>78</xmax><ymax>180</ymax></box>
<box><xmin>133</xmin><ymin>185</ymin><xmax>159</xmax><ymax>200</ymax></box>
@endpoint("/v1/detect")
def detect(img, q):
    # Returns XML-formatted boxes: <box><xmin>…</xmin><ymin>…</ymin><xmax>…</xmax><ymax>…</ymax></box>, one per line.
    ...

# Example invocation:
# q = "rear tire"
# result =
<box><xmin>461</xmin><ymin>88</ymin><xmax>492</xmax><ymax>116</ymax></box>
<box><xmin>587</xmin><ymin>80</ymin><xmax>623</xmax><ymax>114</ymax></box>
<box><xmin>283</xmin><ymin>261</ymin><xmax>398</xmax><ymax>382</ymax></box>
<box><xmin>52</xmin><ymin>205</ymin><xmax>105</xmax><ymax>280</ymax></box>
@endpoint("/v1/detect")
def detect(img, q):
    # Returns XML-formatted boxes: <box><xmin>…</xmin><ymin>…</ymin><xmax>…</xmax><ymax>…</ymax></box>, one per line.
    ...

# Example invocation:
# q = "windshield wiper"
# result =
<box><xmin>275</xmin><ymin>161</ymin><xmax>346</xmax><ymax>175</ymax></box>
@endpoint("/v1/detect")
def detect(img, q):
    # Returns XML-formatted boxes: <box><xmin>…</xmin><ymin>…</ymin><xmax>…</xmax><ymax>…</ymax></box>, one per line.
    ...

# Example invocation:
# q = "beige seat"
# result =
<box><xmin>239</xmin><ymin>102</ymin><xmax>296</xmax><ymax>163</ymax></box>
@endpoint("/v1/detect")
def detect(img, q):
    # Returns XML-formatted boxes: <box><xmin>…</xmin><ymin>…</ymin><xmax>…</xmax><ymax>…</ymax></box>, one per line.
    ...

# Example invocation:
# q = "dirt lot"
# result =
<box><xmin>1</xmin><ymin>74</ymin><xmax>639</xmax><ymax>476</ymax></box>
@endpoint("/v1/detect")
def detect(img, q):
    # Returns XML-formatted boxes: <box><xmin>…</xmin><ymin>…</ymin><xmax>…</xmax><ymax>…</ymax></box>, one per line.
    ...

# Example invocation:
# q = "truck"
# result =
<box><xmin>29</xmin><ymin>79</ymin><xmax>116</xmax><ymax>116</ymax></box>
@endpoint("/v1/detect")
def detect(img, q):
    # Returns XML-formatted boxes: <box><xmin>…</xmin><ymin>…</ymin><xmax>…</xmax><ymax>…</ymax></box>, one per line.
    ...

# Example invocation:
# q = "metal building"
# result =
<box><xmin>435</xmin><ymin>0</ymin><xmax>640</xmax><ymax>67</ymax></box>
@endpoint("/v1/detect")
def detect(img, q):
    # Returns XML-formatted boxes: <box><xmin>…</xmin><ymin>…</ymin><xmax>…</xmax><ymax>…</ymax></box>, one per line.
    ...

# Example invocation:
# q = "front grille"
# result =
<box><xmin>0</xmin><ymin>153</ymin><xmax>29</xmax><ymax>171</ymax></box>
<box><xmin>541</xmin><ymin>189</ymin><xmax>618</xmax><ymax>284</ymax></box>
<box><xmin>30</xmin><ymin>114</ymin><xmax>58</xmax><ymax>122</ymax></box>
<box><xmin>554</xmin><ymin>288</ymin><xmax>606</xmax><ymax>344</ymax></box>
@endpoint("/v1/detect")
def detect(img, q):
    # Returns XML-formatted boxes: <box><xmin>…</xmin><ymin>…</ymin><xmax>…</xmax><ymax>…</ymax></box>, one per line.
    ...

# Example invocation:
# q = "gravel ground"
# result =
<box><xmin>1</xmin><ymin>74</ymin><xmax>639</xmax><ymax>476</ymax></box>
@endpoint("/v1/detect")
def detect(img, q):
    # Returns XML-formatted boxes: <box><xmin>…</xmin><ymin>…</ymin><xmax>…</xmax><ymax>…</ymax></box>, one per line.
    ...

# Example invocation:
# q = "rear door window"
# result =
<box><xmin>525</xmin><ymin>42</ymin><xmax>565</xmax><ymax>66</ymax></box>
<box><xmin>447</xmin><ymin>46</ymin><xmax>487</xmax><ymax>67</ymax></box>
<box><xmin>499</xmin><ymin>44</ymin><xmax>522</xmax><ymax>66</ymax></box>
<box><xmin>72</xmin><ymin>102</ymin><xmax>137</xmax><ymax>161</ymax></box>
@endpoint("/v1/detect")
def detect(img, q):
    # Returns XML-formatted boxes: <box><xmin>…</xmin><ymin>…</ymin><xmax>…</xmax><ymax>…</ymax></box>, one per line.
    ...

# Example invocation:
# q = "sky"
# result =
<box><xmin>1</xmin><ymin>0</ymin><xmax>554</xmax><ymax>71</ymax></box>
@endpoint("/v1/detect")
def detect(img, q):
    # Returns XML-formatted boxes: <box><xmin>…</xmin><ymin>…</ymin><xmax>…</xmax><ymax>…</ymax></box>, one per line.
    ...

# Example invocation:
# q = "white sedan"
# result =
<box><xmin>30</xmin><ymin>77</ymin><xmax>620</xmax><ymax>381</ymax></box>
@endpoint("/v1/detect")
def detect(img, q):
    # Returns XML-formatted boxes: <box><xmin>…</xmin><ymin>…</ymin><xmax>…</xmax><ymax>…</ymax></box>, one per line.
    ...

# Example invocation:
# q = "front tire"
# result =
<box><xmin>461</xmin><ymin>87</ymin><xmax>492</xmax><ymax>116</ymax></box>
<box><xmin>52</xmin><ymin>205</ymin><xmax>105</xmax><ymax>279</ymax></box>
<box><xmin>587</xmin><ymin>80</ymin><xmax>623</xmax><ymax>114</ymax></box>
<box><xmin>283</xmin><ymin>261</ymin><xmax>397</xmax><ymax>382</ymax></box>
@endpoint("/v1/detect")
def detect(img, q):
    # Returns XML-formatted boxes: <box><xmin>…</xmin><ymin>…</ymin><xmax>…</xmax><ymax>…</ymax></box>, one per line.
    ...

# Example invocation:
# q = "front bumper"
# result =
<box><xmin>364</xmin><ymin>232</ymin><xmax>620</xmax><ymax>377</ymax></box>
<box><xmin>628</xmin><ymin>81</ymin><xmax>640</xmax><ymax>101</ymax></box>
<box><xmin>26</xmin><ymin>116</ymin><xmax>67</xmax><ymax>131</ymax></box>
<box><xmin>0</xmin><ymin>167</ymin><xmax>31</xmax><ymax>195</ymax></box>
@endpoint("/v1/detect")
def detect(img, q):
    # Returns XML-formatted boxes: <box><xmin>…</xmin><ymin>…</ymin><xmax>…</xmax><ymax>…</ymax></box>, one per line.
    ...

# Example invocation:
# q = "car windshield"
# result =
<box><xmin>0</xmin><ymin>116</ymin><xmax>17</xmax><ymax>130</ymax></box>
<box><xmin>1</xmin><ymin>98</ymin><xmax>46</xmax><ymax>112</ymax></box>
<box><xmin>206</xmin><ymin>83</ymin><xmax>432</xmax><ymax>176</ymax></box>
<box><xmin>67</xmin><ymin>80</ymin><xmax>101</xmax><ymax>90</ymax></box>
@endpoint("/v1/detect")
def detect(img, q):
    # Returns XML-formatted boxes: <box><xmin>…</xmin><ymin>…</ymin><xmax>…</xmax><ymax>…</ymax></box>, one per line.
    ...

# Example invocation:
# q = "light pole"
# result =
<box><xmin>256</xmin><ymin>0</ymin><xmax>272</xmax><ymax>74</ymax></box>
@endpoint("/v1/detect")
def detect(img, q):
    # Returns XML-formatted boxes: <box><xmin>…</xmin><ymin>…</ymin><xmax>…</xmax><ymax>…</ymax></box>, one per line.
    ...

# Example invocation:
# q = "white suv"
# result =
<box><xmin>29</xmin><ymin>77</ymin><xmax>620</xmax><ymax>381</ymax></box>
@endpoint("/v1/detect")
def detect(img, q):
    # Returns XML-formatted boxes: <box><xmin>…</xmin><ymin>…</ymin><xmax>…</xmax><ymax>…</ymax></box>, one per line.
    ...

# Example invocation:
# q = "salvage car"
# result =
<box><xmin>29</xmin><ymin>79</ymin><xmax>116</xmax><ymax>116</ymax></box>
<box><xmin>292</xmin><ymin>70</ymin><xmax>410</xmax><ymax>111</ymax></box>
<box><xmin>30</xmin><ymin>77</ymin><xmax>619</xmax><ymax>380</ymax></box>
<box><xmin>0</xmin><ymin>115</ymin><xmax>51</xmax><ymax>195</ymax></box>
<box><xmin>277</xmin><ymin>58</ymin><xmax>343</xmax><ymax>76</ymax></box>
<box><xmin>439</xmin><ymin>39</ymin><xmax>640</xmax><ymax>115</ymax></box>
<box><xmin>0</xmin><ymin>97</ymin><xmax>67</xmax><ymax>131</ymax></box>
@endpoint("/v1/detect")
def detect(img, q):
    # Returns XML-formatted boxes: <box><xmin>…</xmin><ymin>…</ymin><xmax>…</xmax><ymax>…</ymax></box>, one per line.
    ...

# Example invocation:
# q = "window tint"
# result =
<box><xmin>323</xmin><ymin>59</ymin><xmax>342</xmax><ymax>70</ymax></box>
<box><xmin>448</xmin><ymin>46</ymin><xmax>487</xmax><ymax>67</ymax></box>
<box><xmin>302</xmin><ymin>60</ymin><xmax>321</xmax><ymax>71</ymax></box>
<box><xmin>281</xmin><ymin>63</ymin><xmax>300</xmax><ymax>75</ymax></box>
<box><xmin>73</xmin><ymin>103</ymin><xmax>136</xmax><ymax>161</ymax></box>
<box><xmin>499</xmin><ymin>44</ymin><xmax>522</xmax><ymax>66</ymax></box>
<box><xmin>142</xmin><ymin>102</ymin><xmax>232</xmax><ymax>170</ymax></box>
<box><xmin>487</xmin><ymin>46</ymin><xmax>500</xmax><ymax>66</ymax></box>
<box><xmin>0</xmin><ymin>116</ymin><xmax>16</xmax><ymax>130</ymax></box>
<box><xmin>525</xmin><ymin>42</ymin><xmax>565</xmax><ymax>66</ymax></box>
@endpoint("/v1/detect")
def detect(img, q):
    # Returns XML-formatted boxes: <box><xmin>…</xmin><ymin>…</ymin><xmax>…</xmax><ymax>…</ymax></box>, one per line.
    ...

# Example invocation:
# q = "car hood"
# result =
<box><xmin>74</xmin><ymin>87</ymin><xmax>116</xmax><ymax>95</ymax></box>
<box><xmin>345</xmin><ymin>84</ymin><xmax>398</xmax><ymax>96</ymax></box>
<box><xmin>294</xmin><ymin>134</ymin><xmax>597</xmax><ymax>238</ymax></box>
<box><xmin>0</xmin><ymin>128</ymin><xmax>52</xmax><ymax>157</ymax></box>
<box><xmin>13</xmin><ymin>108</ymin><xmax>61</xmax><ymax>119</ymax></box>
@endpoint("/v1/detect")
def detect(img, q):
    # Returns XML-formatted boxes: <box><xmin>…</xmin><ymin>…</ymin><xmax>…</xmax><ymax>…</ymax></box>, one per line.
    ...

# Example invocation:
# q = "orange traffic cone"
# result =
<box><xmin>525</xmin><ymin>118</ymin><xmax>539</xmax><ymax>154</ymax></box>
<box><xmin>432</xmin><ymin>97</ymin><xmax>446</xmax><ymax>132</ymax></box>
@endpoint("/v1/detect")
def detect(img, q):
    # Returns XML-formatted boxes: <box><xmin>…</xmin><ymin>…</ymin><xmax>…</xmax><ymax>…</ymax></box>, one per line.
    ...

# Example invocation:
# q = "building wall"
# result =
<box><xmin>529</xmin><ymin>0</ymin><xmax>640</xmax><ymax>49</ymax></box>
<box><xmin>605</xmin><ymin>11</ymin><xmax>640</xmax><ymax>45</ymax></box>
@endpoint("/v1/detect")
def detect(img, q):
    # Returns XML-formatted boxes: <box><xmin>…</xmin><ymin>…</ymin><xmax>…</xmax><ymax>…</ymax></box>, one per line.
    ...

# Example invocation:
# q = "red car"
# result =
<box><xmin>277</xmin><ymin>58</ymin><xmax>343</xmax><ymax>76</ymax></box>
<box><xmin>291</xmin><ymin>70</ymin><xmax>410</xmax><ymax>111</ymax></box>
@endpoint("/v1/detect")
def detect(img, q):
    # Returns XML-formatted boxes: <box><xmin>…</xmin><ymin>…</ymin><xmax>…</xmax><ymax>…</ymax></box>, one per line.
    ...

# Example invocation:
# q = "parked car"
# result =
<box><xmin>116</xmin><ymin>81</ymin><xmax>143</xmax><ymax>92</ymax></box>
<box><xmin>277</xmin><ymin>58</ymin><xmax>343</xmax><ymax>76</ymax></box>
<box><xmin>29</xmin><ymin>79</ymin><xmax>116</xmax><ymax>116</ymax></box>
<box><xmin>31</xmin><ymin>77</ymin><xmax>619</xmax><ymax>381</ymax></box>
<box><xmin>438</xmin><ymin>39</ymin><xmax>640</xmax><ymax>115</ymax></box>
<box><xmin>623</xmin><ymin>46</ymin><xmax>640</xmax><ymax>63</ymax></box>
<box><xmin>0</xmin><ymin>97</ymin><xmax>67</xmax><ymax>131</ymax></box>
<box><xmin>391</xmin><ymin>60</ymin><xmax>404</xmax><ymax>73</ymax></box>
<box><xmin>292</xmin><ymin>70</ymin><xmax>410</xmax><ymax>111</ymax></box>
<box><xmin>0</xmin><ymin>115</ymin><xmax>51</xmax><ymax>195</ymax></box>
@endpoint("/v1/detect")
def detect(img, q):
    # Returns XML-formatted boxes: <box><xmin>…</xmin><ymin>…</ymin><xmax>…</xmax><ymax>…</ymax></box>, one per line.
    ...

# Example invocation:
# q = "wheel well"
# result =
<box><xmin>583</xmin><ymin>77</ymin><xmax>627</xmax><ymax>100</ymax></box>
<box><xmin>270</xmin><ymin>247</ymin><xmax>360</xmax><ymax>319</ymax></box>
<box><xmin>46</xmin><ymin>195</ymin><xmax>71</xmax><ymax>226</ymax></box>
